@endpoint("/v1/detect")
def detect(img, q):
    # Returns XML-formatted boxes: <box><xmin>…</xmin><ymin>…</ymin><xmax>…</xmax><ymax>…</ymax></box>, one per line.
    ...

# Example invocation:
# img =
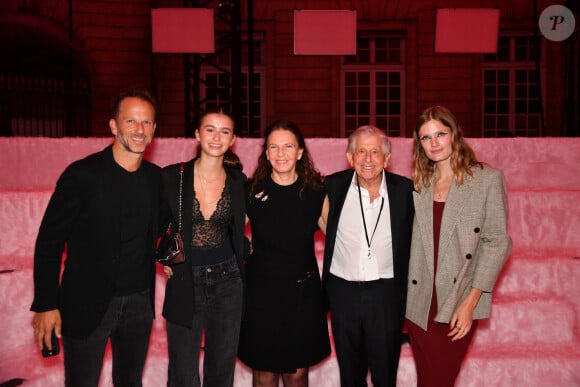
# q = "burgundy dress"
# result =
<box><xmin>406</xmin><ymin>201</ymin><xmax>478</xmax><ymax>387</ymax></box>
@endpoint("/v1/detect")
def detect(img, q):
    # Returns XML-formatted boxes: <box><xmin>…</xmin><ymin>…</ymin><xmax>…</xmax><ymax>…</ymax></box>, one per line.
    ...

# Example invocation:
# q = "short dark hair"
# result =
<box><xmin>111</xmin><ymin>89</ymin><xmax>156</xmax><ymax>119</ymax></box>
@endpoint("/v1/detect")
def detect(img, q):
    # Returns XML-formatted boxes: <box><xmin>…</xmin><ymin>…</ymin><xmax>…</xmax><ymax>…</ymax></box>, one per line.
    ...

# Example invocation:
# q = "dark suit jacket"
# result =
<box><xmin>322</xmin><ymin>169</ymin><xmax>415</xmax><ymax>322</ymax></box>
<box><xmin>160</xmin><ymin>159</ymin><xmax>247</xmax><ymax>328</ymax></box>
<box><xmin>31</xmin><ymin>145</ymin><xmax>162</xmax><ymax>338</ymax></box>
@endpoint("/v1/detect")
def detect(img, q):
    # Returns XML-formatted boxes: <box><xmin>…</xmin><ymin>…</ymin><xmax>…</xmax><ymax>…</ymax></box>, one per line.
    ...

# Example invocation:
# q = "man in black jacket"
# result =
<box><xmin>31</xmin><ymin>89</ymin><xmax>162</xmax><ymax>386</ymax></box>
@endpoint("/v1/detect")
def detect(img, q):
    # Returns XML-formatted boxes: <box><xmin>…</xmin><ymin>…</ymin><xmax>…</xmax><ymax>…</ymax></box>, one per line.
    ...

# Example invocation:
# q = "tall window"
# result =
<box><xmin>482</xmin><ymin>35</ymin><xmax>543</xmax><ymax>137</ymax></box>
<box><xmin>342</xmin><ymin>34</ymin><xmax>405</xmax><ymax>137</ymax></box>
<box><xmin>201</xmin><ymin>37</ymin><xmax>265</xmax><ymax>137</ymax></box>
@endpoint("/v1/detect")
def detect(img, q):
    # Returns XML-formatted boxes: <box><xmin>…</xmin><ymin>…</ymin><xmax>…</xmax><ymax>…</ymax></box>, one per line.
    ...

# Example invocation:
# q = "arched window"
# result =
<box><xmin>0</xmin><ymin>14</ymin><xmax>91</xmax><ymax>137</ymax></box>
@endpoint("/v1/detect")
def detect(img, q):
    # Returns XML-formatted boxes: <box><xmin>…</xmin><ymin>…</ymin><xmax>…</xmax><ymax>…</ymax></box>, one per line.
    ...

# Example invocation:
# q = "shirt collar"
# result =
<box><xmin>350</xmin><ymin>170</ymin><xmax>388</xmax><ymax>198</ymax></box>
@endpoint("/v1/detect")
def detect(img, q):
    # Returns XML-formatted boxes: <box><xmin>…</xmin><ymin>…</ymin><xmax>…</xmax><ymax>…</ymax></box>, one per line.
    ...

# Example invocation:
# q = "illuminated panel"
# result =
<box><xmin>294</xmin><ymin>10</ymin><xmax>357</xmax><ymax>55</ymax></box>
<box><xmin>151</xmin><ymin>8</ymin><xmax>214</xmax><ymax>53</ymax></box>
<box><xmin>435</xmin><ymin>8</ymin><xmax>499</xmax><ymax>53</ymax></box>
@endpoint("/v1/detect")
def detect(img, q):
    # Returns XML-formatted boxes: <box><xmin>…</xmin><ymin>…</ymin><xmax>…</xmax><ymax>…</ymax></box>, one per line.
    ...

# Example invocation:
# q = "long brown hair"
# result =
<box><xmin>412</xmin><ymin>106</ymin><xmax>482</xmax><ymax>192</ymax></box>
<box><xmin>249</xmin><ymin>120</ymin><xmax>323</xmax><ymax>198</ymax></box>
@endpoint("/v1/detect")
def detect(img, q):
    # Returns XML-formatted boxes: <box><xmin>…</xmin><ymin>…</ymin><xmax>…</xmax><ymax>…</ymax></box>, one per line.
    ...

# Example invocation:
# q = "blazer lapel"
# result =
<box><xmin>181</xmin><ymin>161</ymin><xmax>195</xmax><ymax>243</ymax></box>
<box><xmin>386</xmin><ymin>173</ymin><xmax>402</xmax><ymax>261</ymax></box>
<box><xmin>438</xmin><ymin>177</ymin><xmax>474</xmax><ymax>263</ymax></box>
<box><xmin>413</xmin><ymin>186</ymin><xmax>435</xmax><ymax>281</ymax></box>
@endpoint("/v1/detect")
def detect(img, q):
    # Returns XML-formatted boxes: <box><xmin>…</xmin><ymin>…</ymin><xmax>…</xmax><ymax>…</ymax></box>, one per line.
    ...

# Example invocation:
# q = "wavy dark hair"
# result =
<box><xmin>249</xmin><ymin>120</ymin><xmax>323</xmax><ymax>198</ymax></box>
<box><xmin>412</xmin><ymin>106</ymin><xmax>482</xmax><ymax>192</ymax></box>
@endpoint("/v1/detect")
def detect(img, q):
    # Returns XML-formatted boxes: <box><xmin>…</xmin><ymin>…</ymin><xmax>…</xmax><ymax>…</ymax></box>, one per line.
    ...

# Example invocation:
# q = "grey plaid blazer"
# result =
<box><xmin>406</xmin><ymin>165</ymin><xmax>512</xmax><ymax>330</ymax></box>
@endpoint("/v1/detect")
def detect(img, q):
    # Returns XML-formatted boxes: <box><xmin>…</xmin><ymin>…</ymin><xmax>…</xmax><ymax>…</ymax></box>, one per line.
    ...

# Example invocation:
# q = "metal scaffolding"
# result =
<box><xmin>184</xmin><ymin>0</ymin><xmax>256</xmax><ymax>137</ymax></box>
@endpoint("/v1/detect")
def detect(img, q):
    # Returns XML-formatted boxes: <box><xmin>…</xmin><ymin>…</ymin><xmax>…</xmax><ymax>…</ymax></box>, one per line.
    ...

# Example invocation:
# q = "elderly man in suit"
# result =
<box><xmin>319</xmin><ymin>125</ymin><xmax>414</xmax><ymax>387</ymax></box>
<box><xmin>31</xmin><ymin>89</ymin><xmax>162</xmax><ymax>386</ymax></box>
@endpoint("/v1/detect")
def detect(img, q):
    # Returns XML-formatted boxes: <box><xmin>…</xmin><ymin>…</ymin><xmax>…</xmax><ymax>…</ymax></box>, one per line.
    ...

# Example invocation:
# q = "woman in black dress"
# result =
<box><xmin>238</xmin><ymin>120</ymin><xmax>330</xmax><ymax>387</ymax></box>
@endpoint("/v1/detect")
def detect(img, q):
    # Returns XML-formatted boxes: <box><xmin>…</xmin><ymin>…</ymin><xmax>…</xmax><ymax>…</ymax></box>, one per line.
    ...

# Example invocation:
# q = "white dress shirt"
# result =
<box><xmin>330</xmin><ymin>171</ymin><xmax>394</xmax><ymax>282</ymax></box>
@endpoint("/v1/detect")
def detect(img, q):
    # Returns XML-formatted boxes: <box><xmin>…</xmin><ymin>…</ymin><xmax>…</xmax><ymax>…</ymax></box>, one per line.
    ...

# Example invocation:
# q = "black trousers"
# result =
<box><xmin>62</xmin><ymin>289</ymin><xmax>153</xmax><ymax>387</ymax></box>
<box><xmin>166</xmin><ymin>258</ymin><xmax>243</xmax><ymax>387</ymax></box>
<box><xmin>327</xmin><ymin>274</ymin><xmax>404</xmax><ymax>387</ymax></box>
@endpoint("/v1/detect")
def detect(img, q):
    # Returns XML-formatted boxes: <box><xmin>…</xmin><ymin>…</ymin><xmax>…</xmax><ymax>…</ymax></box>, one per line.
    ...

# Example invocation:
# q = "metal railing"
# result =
<box><xmin>0</xmin><ymin>73</ymin><xmax>91</xmax><ymax>137</ymax></box>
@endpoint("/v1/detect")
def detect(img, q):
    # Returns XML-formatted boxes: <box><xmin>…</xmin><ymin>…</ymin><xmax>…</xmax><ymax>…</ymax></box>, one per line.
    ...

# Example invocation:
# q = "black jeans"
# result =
<box><xmin>62</xmin><ymin>289</ymin><xmax>153</xmax><ymax>387</ymax></box>
<box><xmin>167</xmin><ymin>258</ymin><xmax>243</xmax><ymax>387</ymax></box>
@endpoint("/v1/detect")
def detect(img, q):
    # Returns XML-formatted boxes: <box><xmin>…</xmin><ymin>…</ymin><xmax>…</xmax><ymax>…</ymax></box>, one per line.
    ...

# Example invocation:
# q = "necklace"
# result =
<box><xmin>434</xmin><ymin>175</ymin><xmax>451</xmax><ymax>201</ymax></box>
<box><xmin>194</xmin><ymin>163</ymin><xmax>224</xmax><ymax>205</ymax></box>
<box><xmin>196</xmin><ymin>171</ymin><xmax>223</xmax><ymax>184</ymax></box>
<box><xmin>357</xmin><ymin>174</ymin><xmax>385</xmax><ymax>257</ymax></box>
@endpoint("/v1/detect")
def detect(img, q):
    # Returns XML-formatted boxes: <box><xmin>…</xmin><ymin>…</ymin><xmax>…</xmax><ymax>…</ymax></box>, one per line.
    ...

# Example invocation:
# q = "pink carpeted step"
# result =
<box><xmin>496</xmin><ymin>254</ymin><xmax>580</xmax><ymax>298</ymax></box>
<box><xmin>507</xmin><ymin>190</ymin><xmax>580</xmax><ymax>254</ymax></box>
<box><xmin>7</xmin><ymin>343</ymin><xmax>579</xmax><ymax>387</ymax></box>
<box><xmin>453</xmin><ymin>342</ymin><xmax>580</xmax><ymax>387</ymax></box>
<box><xmin>495</xmin><ymin>254</ymin><xmax>580</xmax><ymax>330</ymax></box>
<box><xmin>473</xmin><ymin>296</ymin><xmax>576</xmax><ymax>345</ymax></box>
<box><xmin>2</xmin><ymin>267</ymin><xmax>579</xmax><ymax>386</ymax></box>
<box><xmin>0</xmin><ymin>191</ymin><xmax>51</xmax><ymax>258</ymax></box>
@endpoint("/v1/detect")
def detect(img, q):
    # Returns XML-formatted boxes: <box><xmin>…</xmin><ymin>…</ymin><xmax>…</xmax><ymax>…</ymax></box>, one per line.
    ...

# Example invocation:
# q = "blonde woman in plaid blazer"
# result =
<box><xmin>405</xmin><ymin>106</ymin><xmax>512</xmax><ymax>387</ymax></box>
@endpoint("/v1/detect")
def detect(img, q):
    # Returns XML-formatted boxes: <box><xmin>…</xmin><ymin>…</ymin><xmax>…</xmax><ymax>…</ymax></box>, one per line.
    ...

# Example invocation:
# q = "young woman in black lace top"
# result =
<box><xmin>161</xmin><ymin>111</ymin><xmax>247</xmax><ymax>386</ymax></box>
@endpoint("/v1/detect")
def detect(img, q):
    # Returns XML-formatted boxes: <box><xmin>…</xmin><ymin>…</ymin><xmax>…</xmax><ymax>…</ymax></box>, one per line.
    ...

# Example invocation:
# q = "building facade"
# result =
<box><xmin>0</xmin><ymin>0</ymin><xmax>578</xmax><ymax>137</ymax></box>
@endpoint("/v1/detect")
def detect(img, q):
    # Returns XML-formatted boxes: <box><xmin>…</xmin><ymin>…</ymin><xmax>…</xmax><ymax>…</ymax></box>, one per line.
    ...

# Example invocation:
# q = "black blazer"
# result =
<box><xmin>160</xmin><ymin>159</ymin><xmax>248</xmax><ymax>328</ymax></box>
<box><xmin>31</xmin><ymin>145</ymin><xmax>162</xmax><ymax>338</ymax></box>
<box><xmin>321</xmin><ymin>169</ymin><xmax>415</xmax><ymax>318</ymax></box>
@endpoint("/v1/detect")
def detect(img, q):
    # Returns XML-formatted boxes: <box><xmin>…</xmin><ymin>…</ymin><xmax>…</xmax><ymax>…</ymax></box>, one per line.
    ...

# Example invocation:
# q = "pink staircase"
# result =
<box><xmin>0</xmin><ymin>137</ymin><xmax>578</xmax><ymax>386</ymax></box>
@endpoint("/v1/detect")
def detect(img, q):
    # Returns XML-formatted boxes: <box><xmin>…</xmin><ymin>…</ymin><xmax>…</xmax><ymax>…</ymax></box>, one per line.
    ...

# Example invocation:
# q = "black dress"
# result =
<box><xmin>238</xmin><ymin>176</ymin><xmax>331</xmax><ymax>373</ymax></box>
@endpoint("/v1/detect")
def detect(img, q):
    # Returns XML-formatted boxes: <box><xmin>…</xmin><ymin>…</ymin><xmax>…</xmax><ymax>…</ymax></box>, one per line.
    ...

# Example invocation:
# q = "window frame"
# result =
<box><xmin>341</xmin><ymin>33</ymin><xmax>406</xmax><ymax>138</ymax></box>
<box><xmin>481</xmin><ymin>34</ymin><xmax>545</xmax><ymax>137</ymax></box>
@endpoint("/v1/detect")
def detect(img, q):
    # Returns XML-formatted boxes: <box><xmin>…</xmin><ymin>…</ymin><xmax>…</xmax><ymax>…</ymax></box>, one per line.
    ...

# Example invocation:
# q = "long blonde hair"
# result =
<box><xmin>412</xmin><ymin>106</ymin><xmax>482</xmax><ymax>192</ymax></box>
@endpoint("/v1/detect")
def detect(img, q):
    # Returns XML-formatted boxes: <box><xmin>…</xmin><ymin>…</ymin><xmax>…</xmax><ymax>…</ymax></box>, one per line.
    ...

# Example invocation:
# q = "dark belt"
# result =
<box><xmin>329</xmin><ymin>273</ymin><xmax>381</xmax><ymax>286</ymax></box>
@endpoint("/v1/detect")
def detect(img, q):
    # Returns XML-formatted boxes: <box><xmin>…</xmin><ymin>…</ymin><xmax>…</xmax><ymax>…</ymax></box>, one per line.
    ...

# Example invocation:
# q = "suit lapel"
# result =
<box><xmin>101</xmin><ymin>147</ymin><xmax>121</xmax><ymax>246</ymax></box>
<box><xmin>386</xmin><ymin>173</ymin><xmax>400</xmax><ymax>260</ymax></box>
<box><xmin>329</xmin><ymin>171</ymin><xmax>352</xmax><ymax>235</ymax></box>
<box><xmin>324</xmin><ymin>170</ymin><xmax>352</xmax><ymax>278</ymax></box>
